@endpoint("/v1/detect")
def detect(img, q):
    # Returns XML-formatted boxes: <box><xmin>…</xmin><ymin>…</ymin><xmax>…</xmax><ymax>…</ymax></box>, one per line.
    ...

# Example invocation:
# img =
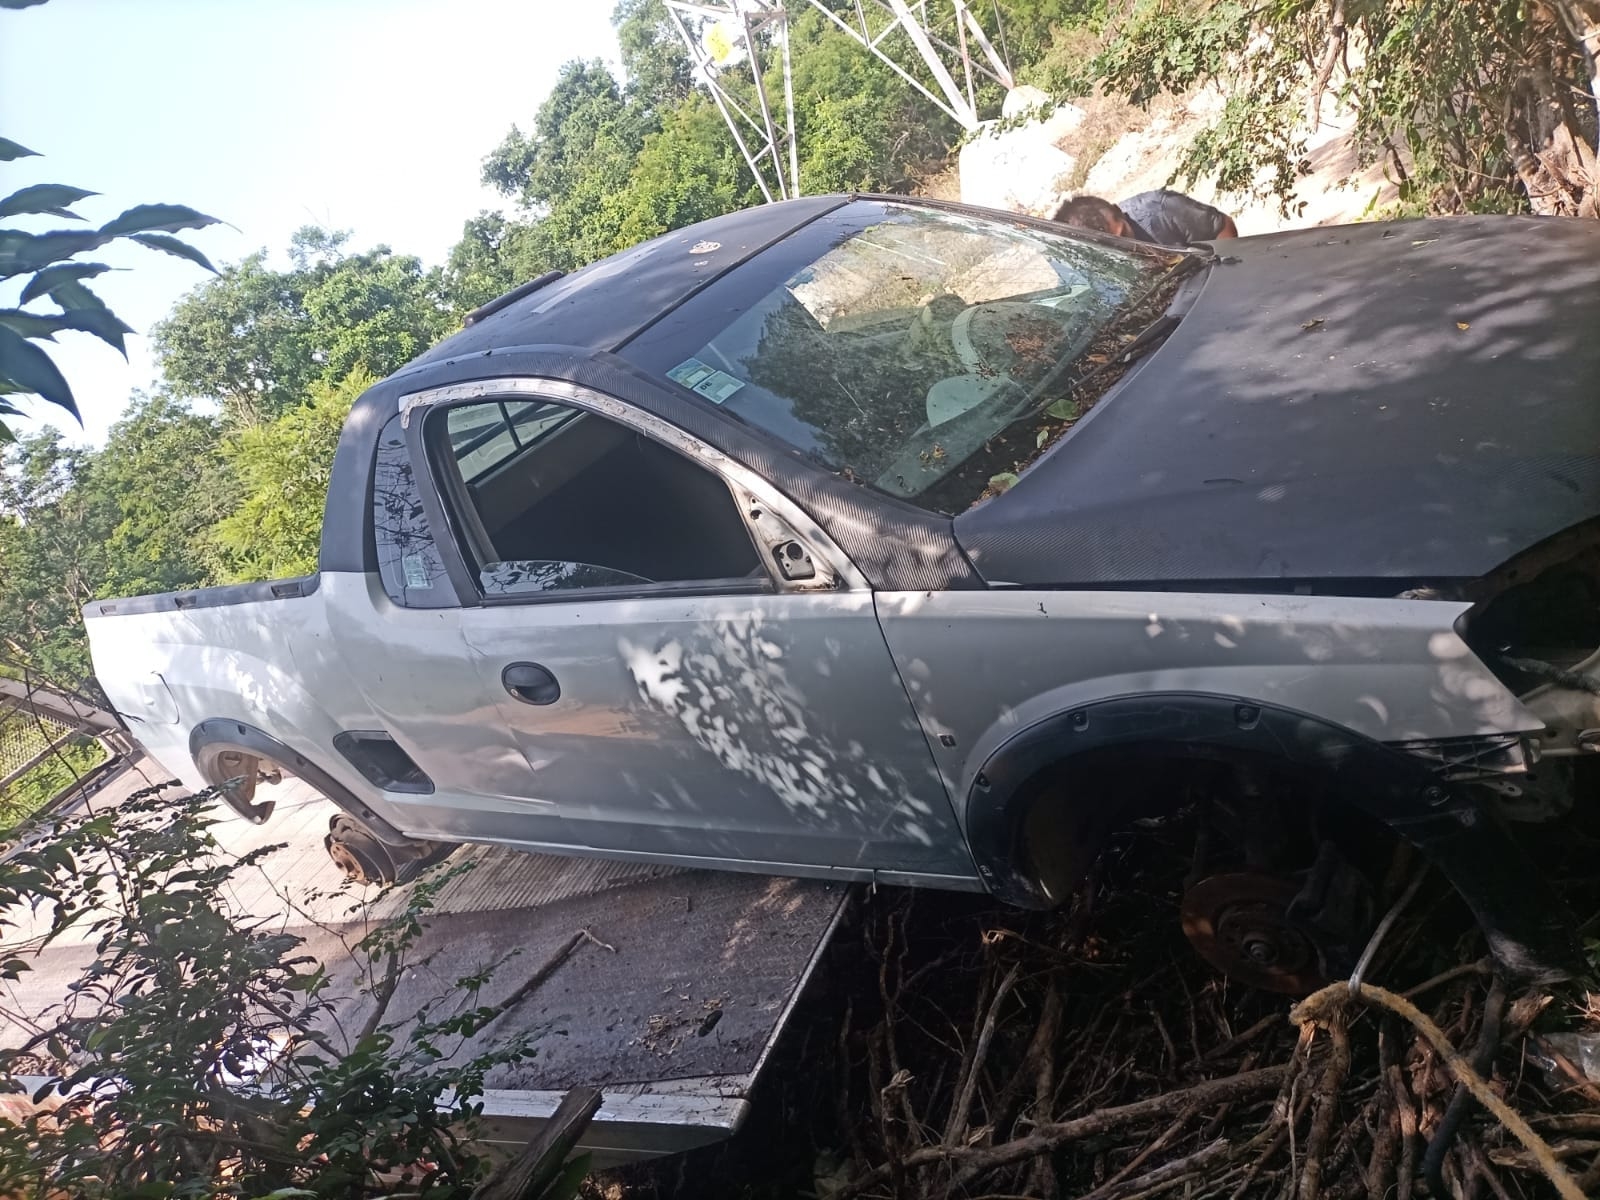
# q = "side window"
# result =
<box><xmin>428</xmin><ymin>398</ymin><xmax>764</xmax><ymax>599</ymax></box>
<box><xmin>445</xmin><ymin>399</ymin><xmax>578</xmax><ymax>482</ymax></box>
<box><xmin>373</xmin><ymin>415</ymin><xmax>453</xmax><ymax>608</ymax></box>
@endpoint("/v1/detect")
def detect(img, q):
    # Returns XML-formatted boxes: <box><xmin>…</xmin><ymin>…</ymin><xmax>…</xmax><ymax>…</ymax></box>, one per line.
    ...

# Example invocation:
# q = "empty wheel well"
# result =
<box><xmin>1006</xmin><ymin>746</ymin><xmax>1392</xmax><ymax>910</ymax></box>
<box><xmin>188</xmin><ymin>719</ymin><xmax>409</xmax><ymax>845</ymax></box>
<box><xmin>963</xmin><ymin>692</ymin><xmax>1583</xmax><ymax>981</ymax></box>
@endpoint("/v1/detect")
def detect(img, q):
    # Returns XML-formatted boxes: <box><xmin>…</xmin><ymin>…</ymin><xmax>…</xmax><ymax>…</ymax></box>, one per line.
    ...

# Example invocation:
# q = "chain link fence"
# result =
<box><xmin>0</xmin><ymin>705</ymin><xmax>72</xmax><ymax>782</ymax></box>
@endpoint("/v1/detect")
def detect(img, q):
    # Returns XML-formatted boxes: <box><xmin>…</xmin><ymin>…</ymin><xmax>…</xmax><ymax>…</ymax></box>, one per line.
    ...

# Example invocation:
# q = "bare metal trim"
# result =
<box><xmin>398</xmin><ymin>377</ymin><xmax>869</xmax><ymax>592</ymax></box>
<box><xmin>10</xmin><ymin>1074</ymin><xmax>742</xmax><ymax>1168</ymax></box>
<box><xmin>475</xmin><ymin>1087</ymin><xmax>749</xmax><ymax>1166</ymax></box>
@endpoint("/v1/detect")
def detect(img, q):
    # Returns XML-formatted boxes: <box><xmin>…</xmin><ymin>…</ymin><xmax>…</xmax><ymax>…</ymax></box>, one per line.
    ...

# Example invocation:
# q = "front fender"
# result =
<box><xmin>966</xmin><ymin>691</ymin><xmax>1580</xmax><ymax>982</ymax></box>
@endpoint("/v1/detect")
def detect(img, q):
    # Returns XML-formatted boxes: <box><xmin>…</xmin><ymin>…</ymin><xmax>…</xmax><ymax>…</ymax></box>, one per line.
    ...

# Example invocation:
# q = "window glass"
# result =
<box><xmin>507</xmin><ymin>399</ymin><xmax>572</xmax><ymax>445</ymax></box>
<box><xmin>446</xmin><ymin>400</ymin><xmax>581</xmax><ymax>482</ymax></box>
<box><xmin>446</xmin><ymin>403</ymin><xmax>519</xmax><ymax>481</ymax></box>
<box><xmin>628</xmin><ymin>203</ymin><xmax>1175</xmax><ymax>514</ymax></box>
<box><xmin>431</xmin><ymin>399</ymin><xmax>763</xmax><ymax>599</ymax></box>
<box><xmin>372</xmin><ymin>415</ymin><xmax>453</xmax><ymax>608</ymax></box>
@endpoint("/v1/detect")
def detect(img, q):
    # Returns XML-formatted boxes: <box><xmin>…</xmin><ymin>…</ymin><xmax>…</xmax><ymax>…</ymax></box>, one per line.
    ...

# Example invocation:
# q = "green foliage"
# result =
<box><xmin>150</xmin><ymin>248</ymin><xmax>323</xmax><ymax>426</ymax></box>
<box><xmin>1086</xmin><ymin>0</ymin><xmax>1599</xmax><ymax>215</ymax></box>
<box><xmin>209</xmin><ymin>371</ymin><xmax>367</xmax><ymax>583</ymax></box>
<box><xmin>154</xmin><ymin>229</ymin><xmax>451</xmax><ymax>426</ymax></box>
<box><xmin>0</xmin><ymin>433</ymin><xmax>116</xmax><ymax>683</ymax></box>
<box><xmin>301</xmin><ymin>252</ymin><xmax>450</xmax><ymax>384</ymax></box>
<box><xmin>0</xmin><ymin>733</ymin><xmax>104</xmax><ymax>830</ymax></box>
<box><xmin>1092</xmin><ymin>0</ymin><xmax>1245</xmax><ymax>107</ymax></box>
<box><xmin>783</xmin><ymin>5</ymin><xmax>958</xmax><ymax>192</ymax></box>
<box><xmin>484</xmin><ymin>60</ymin><xmax>642</xmax><ymax>212</ymax></box>
<box><xmin>0</xmin><ymin>395</ymin><xmax>232</xmax><ymax>684</ymax></box>
<box><xmin>94</xmin><ymin>394</ymin><xmax>235</xmax><ymax>599</ymax></box>
<box><xmin>999</xmin><ymin>0</ymin><xmax>1110</xmax><ymax>60</ymax></box>
<box><xmin>1177</xmin><ymin>82</ymin><xmax>1306</xmax><ymax>209</ymax></box>
<box><xmin>442</xmin><ymin>212</ymin><xmax>554</xmax><ymax>313</ymax></box>
<box><xmin>614</xmin><ymin>0</ymin><xmax>693</xmax><ymax>108</ymax></box>
<box><xmin>0</xmin><ymin>782</ymin><xmax>585</xmax><ymax>1199</ymax></box>
<box><xmin>797</xmin><ymin>92</ymin><xmax>902</xmax><ymax>193</ymax></box>
<box><xmin>612</xmin><ymin>96</ymin><xmax>751</xmax><ymax>246</ymax></box>
<box><xmin>0</xmin><ymin>121</ymin><xmax>217</xmax><ymax>439</ymax></box>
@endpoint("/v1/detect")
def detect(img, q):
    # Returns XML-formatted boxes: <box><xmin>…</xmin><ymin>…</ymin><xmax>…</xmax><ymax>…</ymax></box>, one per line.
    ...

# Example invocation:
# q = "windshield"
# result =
<box><xmin>629</xmin><ymin>204</ymin><xmax>1175</xmax><ymax>513</ymax></box>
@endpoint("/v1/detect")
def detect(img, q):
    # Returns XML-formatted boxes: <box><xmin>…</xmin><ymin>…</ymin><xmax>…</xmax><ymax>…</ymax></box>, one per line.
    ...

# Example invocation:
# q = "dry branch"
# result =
<box><xmin>472</xmin><ymin>1086</ymin><xmax>600</xmax><ymax>1200</ymax></box>
<box><xmin>1293</xmin><ymin>982</ymin><xmax>1588</xmax><ymax>1200</ymax></box>
<box><xmin>828</xmin><ymin>1064</ymin><xmax>1290</xmax><ymax>1198</ymax></box>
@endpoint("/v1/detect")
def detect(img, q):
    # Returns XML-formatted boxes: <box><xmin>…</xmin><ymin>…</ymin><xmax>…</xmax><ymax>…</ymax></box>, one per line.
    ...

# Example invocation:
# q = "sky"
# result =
<box><xmin>1</xmin><ymin>0</ymin><xmax>621</xmax><ymax>444</ymax></box>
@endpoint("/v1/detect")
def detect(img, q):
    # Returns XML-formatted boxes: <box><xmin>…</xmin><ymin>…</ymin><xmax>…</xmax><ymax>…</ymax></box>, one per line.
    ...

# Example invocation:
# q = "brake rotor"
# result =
<box><xmin>1181</xmin><ymin>871</ymin><xmax>1333</xmax><ymax>994</ymax></box>
<box><xmin>324</xmin><ymin>815</ymin><xmax>397</xmax><ymax>886</ymax></box>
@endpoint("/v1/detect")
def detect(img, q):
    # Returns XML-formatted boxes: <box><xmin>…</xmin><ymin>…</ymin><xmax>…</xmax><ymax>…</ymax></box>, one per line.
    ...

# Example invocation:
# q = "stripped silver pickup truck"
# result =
<box><xmin>87</xmin><ymin>196</ymin><xmax>1600</xmax><ymax>991</ymax></box>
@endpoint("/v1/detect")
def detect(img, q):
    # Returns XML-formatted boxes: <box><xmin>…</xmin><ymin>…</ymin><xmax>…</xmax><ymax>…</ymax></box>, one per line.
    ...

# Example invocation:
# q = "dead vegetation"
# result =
<box><xmin>826</xmin><ymin>829</ymin><xmax>1598</xmax><ymax>1200</ymax></box>
<box><xmin>600</xmin><ymin>798</ymin><xmax>1600</xmax><ymax>1200</ymax></box>
<box><xmin>1055</xmin><ymin>90</ymin><xmax>1154</xmax><ymax>195</ymax></box>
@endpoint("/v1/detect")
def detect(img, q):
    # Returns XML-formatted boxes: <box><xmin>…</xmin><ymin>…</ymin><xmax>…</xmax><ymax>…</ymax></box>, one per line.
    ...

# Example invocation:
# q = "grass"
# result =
<box><xmin>0</xmin><ymin>735</ymin><xmax>108</xmax><ymax>832</ymax></box>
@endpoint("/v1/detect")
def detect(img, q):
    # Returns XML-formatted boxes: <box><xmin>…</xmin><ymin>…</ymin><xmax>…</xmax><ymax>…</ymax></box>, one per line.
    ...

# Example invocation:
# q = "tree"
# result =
<box><xmin>611</xmin><ymin>96</ymin><xmax>753</xmax><ymax>247</ymax></box>
<box><xmin>483</xmin><ymin>60</ymin><xmax>644</xmax><ymax>211</ymax></box>
<box><xmin>482</xmin><ymin>60</ymin><xmax>660</xmax><ymax>271</ymax></box>
<box><xmin>1090</xmin><ymin>0</ymin><xmax>1599</xmax><ymax>217</ymax></box>
<box><xmin>151</xmin><ymin>246</ymin><xmax>325</xmax><ymax>426</ymax></box>
<box><xmin>301</xmin><ymin>251</ymin><xmax>451</xmax><ymax>385</ymax></box>
<box><xmin>442</xmin><ymin>212</ymin><xmax>554</xmax><ymax>313</ymax></box>
<box><xmin>783</xmin><ymin>4</ymin><xmax>959</xmax><ymax>192</ymax></box>
<box><xmin>614</xmin><ymin>0</ymin><xmax>694</xmax><ymax>109</ymax></box>
<box><xmin>208</xmin><ymin>370</ymin><xmax>367</xmax><ymax>583</ymax></box>
<box><xmin>0</xmin><ymin>431</ymin><xmax>109</xmax><ymax>683</ymax></box>
<box><xmin>153</xmin><ymin>229</ymin><xmax>452</xmax><ymax>425</ymax></box>
<box><xmin>0</xmin><ymin>395</ymin><xmax>229</xmax><ymax>685</ymax></box>
<box><xmin>90</xmin><ymin>393</ymin><xmax>233</xmax><ymax>600</ymax></box>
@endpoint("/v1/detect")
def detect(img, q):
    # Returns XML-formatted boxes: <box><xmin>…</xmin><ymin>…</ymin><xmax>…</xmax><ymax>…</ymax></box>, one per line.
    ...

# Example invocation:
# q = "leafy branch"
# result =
<box><xmin>0</xmin><ymin>782</ymin><xmax>584</xmax><ymax>1199</ymax></box>
<box><xmin>0</xmin><ymin>135</ymin><xmax>219</xmax><ymax>442</ymax></box>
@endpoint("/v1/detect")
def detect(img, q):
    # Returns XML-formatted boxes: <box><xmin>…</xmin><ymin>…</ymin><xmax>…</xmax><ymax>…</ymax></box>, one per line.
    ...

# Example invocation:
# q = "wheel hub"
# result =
<box><xmin>324</xmin><ymin>815</ymin><xmax>397</xmax><ymax>886</ymax></box>
<box><xmin>1181</xmin><ymin>871</ymin><xmax>1333</xmax><ymax>994</ymax></box>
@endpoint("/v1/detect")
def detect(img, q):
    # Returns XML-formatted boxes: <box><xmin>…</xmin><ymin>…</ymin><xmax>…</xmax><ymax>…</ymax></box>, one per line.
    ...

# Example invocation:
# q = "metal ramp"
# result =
<box><xmin>0</xmin><ymin>761</ymin><xmax>851</xmax><ymax>1165</ymax></box>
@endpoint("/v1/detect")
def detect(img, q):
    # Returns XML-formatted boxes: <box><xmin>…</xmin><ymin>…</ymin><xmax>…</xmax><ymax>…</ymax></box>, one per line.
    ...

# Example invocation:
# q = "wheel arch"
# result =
<box><xmin>188</xmin><ymin>718</ymin><xmax>409</xmax><ymax>846</ymax></box>
<box><xmin>966</xmin><ymin>691</ymin><xmax>1581</xmax><ymax>981</ymax></box>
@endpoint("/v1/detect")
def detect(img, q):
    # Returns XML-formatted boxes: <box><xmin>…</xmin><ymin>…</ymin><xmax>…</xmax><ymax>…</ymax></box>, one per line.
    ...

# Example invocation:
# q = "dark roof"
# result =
<box><xmin>412</xmin><ymin>196</ymin><xmax>848</xmax><ymax>365</ymax></box>
<box><xmin>956</xmin><ymin>214</ymin><xmax>1600</xmax><ymax>586</ymax></box>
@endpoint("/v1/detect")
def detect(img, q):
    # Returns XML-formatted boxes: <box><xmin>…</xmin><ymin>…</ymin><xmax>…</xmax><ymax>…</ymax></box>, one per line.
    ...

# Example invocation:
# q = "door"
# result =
<box><xmin>328</xmin><ymin>411</ymin><xmax>589</xmax><ymax>849</ymax></box>
<box><xmin>409</xmin><ymin>384</ymin><xmax>975</xmax><ymax>880</ymax></box>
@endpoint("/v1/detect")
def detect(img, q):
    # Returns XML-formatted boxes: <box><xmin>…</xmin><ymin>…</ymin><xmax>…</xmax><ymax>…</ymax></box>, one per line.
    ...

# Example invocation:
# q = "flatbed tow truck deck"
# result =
<box><xmin>0</xmin><ymin>758</ymin><xmax>850</xmax><ymax>1166</ymax></box>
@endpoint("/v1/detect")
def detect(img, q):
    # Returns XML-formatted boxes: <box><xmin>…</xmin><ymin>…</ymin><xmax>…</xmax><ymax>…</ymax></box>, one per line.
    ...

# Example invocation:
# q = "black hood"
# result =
<box><xmin>954</xmin><ymin>215</ymin><xmax>1600</xmax><ymax>588</ymax></box>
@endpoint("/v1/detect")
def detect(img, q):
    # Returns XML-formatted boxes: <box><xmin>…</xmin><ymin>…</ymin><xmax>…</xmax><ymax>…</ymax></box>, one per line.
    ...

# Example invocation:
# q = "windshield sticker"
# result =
<box><xmin>668</xmin><ymin>357</ymin><xmax>745</xmax><ymax>404</ymax></box>
<box><xmin>401</xmin><ymin>553</ymin><xmax>433</xmax><ymax>589</ymax></box>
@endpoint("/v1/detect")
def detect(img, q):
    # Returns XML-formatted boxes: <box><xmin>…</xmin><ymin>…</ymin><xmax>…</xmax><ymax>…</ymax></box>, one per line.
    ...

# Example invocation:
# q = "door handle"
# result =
<box><xmin>502</xmin><ymin>662</ymin><xmax>561</xmax><ymax>705</ymax></box>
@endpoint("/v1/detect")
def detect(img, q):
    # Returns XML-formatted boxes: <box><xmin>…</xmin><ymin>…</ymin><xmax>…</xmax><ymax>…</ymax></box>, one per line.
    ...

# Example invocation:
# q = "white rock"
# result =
<box><xmin>958</xmin><ymin>101</ymin><xmax>1087</xmax><ymax>216</ymax></box>
<box><xmin>1001</xmin><ymin>84</ymin><xmax>1052</xmax><ymax>119</ymax></box>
